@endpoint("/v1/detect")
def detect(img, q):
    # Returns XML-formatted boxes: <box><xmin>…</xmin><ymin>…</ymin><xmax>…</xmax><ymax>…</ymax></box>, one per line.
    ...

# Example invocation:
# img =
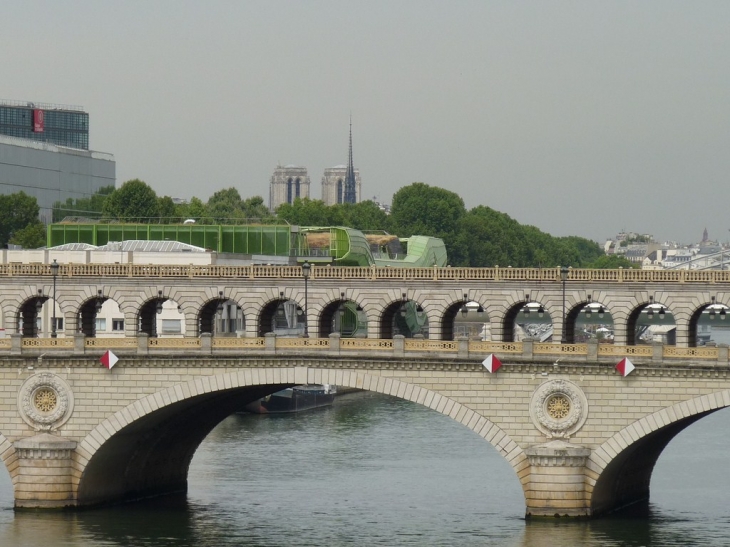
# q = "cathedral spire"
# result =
<box><xmin>343</xmin><ymin>115</ymin><xmax>357</xmax><ymax>204</ymax></box>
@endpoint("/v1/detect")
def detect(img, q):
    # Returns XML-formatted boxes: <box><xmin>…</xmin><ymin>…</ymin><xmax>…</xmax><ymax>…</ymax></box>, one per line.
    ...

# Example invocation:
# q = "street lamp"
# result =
<box><xmin>302</xmin><ymin>261</ymin><xmax>311</xmax><ymax>338</ymax></box>
<box><xmin>560</xmin><ymin>266</ymin><xmax>569</xmax><ymax>344</ymax></box>
<box><xmin>50</xmin><ymin>259</ymin><xmax>59</xmax><ymax>338</ymax></box>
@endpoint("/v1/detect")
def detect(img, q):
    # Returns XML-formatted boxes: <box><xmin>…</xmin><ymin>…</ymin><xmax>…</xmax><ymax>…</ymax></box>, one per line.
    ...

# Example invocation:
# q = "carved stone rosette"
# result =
<box><xmin>17</xmin><ymin>373</ymin><xmax>74</xmax><ymax>431</ymax></box>
<box><xmin>529</xmin><ymin>379</ymin><xmax>588</xmax><ymax>439</ymax></box>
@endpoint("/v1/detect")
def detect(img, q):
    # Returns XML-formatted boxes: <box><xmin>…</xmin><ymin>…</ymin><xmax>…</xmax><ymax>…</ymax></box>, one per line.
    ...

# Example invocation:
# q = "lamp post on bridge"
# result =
<box><xmin>302</xmin><ymin>261</ymin><xmax>311</xmax><ymax>338</ymax></box>
<box><xmin>50</xmin><ymin>259</ymin><xmax>59</xmax><ymax>338</ymax></box>
<box><xmin>560</xmin><ymin>266</ymin><xmax>569</xmax><ymax>344</ymax></box>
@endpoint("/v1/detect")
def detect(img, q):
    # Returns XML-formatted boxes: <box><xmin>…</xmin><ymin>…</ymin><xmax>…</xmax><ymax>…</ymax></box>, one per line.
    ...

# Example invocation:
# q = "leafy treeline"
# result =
<box><xmin>0</xmin><ymin>192</ymin><xmax>48</xmax><ymax>249</ymax></box>
<box><xmin>52</xmin><ymin>180</ymin><xmax>271</xmax><ymax>224</ymax></box>
<box><xmin>37</xmin><ymin>179</ymin><xmax>632</xmax><ymax>269</ymax></box>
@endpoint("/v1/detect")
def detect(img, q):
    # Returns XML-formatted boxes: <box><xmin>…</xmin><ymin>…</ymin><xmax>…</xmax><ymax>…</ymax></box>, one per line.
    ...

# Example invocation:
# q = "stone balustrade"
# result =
<box><xmin>1</xmin><ymin>333</ymin><xmax>727</xmax><ymax>366</ymax></box>
<box><xmin>4</xmin><ymin>263</ymin><xmax>730</xmax><ymax>283</ymax></box>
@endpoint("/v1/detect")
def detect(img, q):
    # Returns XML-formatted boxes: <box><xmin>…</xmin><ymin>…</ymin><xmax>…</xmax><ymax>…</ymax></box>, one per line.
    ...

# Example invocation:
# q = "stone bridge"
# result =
<box><xmin>2</xmin><ymin>334</ymin><xmax>730</xmax><ymax>518</ymax></box>
<box><xmin>2</xmin><ymin>264</ymin><xmax>730</xmax><ymax>517</ymax></box>
<box><xmin>2</xmin><ymin>263</ymin><xmax>730</xmax><ymax>347</ymax></box>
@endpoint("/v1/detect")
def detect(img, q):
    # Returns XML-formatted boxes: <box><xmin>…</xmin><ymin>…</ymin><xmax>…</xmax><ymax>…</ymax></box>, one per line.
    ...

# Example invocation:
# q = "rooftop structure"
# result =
<box><xmin>46</xmin><ymin>222</ymin><xmax>448</xmax><ymax>268</ymax></box>
<box><xmin>0</xmin><ymin>99</ymin><xmax>89</xmax><ymax>150</ymax></box>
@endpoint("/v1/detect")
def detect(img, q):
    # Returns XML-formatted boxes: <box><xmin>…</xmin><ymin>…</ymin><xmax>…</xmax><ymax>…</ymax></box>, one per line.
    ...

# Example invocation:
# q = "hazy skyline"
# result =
<box><xmin>4</xmin><ymin>1</ymin><xmax>730</xmax><ymax>244</ymax></box>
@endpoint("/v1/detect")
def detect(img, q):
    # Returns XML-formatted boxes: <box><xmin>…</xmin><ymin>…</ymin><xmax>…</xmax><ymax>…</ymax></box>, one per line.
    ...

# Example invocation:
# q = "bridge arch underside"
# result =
<box><xmin>74</xmin><ymin>371</ymin><xmax>527</xmax><ymax>509</ymax></box>
<box><xmin>590</xmin><ymin>409</ymin><xmax>715</xmax><ymax>517</ymax></box>
<box><xmin>76</xmin><ymin>385</ymin><xmax>279</xmax><ymax>506</ymax></box>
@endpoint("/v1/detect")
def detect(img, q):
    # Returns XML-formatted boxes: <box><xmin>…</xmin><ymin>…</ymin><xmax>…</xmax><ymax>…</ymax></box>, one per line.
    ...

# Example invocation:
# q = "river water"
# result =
<box><xmin>1</xmin><ymin>391</ymin><xmax>730</xmax><ymax>546</ymax></box>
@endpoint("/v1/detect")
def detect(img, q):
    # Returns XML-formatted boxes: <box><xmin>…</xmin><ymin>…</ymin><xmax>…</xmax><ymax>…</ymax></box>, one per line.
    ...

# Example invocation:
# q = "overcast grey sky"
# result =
<box><xmin>4</xmin><ymin>1</ymin><xmax>729</xmax><ymax>244</ymax></box>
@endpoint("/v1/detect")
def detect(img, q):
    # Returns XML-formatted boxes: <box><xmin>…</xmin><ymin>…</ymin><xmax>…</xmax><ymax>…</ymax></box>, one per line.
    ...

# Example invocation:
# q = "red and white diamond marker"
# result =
<box><xmin>100</xmin><ymin>350</ymin><xmax>119</xmax><ymax>370</ymax></box>
<box><xmin>482</xmin><ymin>354</ymin><xmax>502</xmax><ymax>373</ymax></box>
<box><xmin>615</xmin><ymin>357</ymin><xmax>635</xmax><ymax>377</ymax></box>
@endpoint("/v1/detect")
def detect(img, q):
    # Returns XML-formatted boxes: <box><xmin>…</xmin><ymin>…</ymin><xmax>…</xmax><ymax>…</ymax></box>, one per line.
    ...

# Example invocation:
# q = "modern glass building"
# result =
<box><xmin>0</xmin><ymin>99</ymin><xmax>89</xmax><ymax>150</ymax></box>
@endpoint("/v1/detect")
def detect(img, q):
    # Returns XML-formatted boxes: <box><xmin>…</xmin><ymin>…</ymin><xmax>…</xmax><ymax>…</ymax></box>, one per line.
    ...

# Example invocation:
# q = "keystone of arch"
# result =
<box><xmin>74</xmin><ymin>368</ymin><xmax>528</xmax><ymax>486</ymax></box>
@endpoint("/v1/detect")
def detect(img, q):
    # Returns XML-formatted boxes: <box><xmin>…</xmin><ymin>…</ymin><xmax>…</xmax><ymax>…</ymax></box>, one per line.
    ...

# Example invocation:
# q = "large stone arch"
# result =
<box><xmin>587</xmin><ymin>390</ymin><xmax>730</xmax><ymax>516</ymax></box>
<box><xmin>74</xmin><ymin>369</ymin><xmax>528</xmax><ymax>507</ymax></box>
<box><xmin>439</xmin><ymin>290</ymin><xmax>484</xmax><ymax>341</ymax></box>
<box><xmin>313</xmin><ymin>288</ymin><xmax>367</xmax><ymax>339</ymax></box>
<box><xmin>497</xmin><ymin>291</ymin><xmax>554</xmax><ymax>343</ymax></box>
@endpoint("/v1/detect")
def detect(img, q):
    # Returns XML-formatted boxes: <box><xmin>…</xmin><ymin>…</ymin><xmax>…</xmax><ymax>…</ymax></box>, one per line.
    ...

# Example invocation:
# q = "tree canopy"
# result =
<box><xmin>10</xmin><ymin>222</ymin><xmax>46</xmax><ymax>249</ymax></box>
<box><xmin>102</xmin><ymin>179</ymin><xmax>161</xmax><ymax>222</ymax></box>
<box><xmin>585</xmin><ymin>254</ymin><xmax>638</xmax><ymax>269</ymax></box>
<box><xmin>0</xmin><ymin>192</ymin><xmax>42</xmax><ymax>248</ymax></box>
<box><xmin>389</xmin><ymin>183</ymin><xmax>468</xmax><ymax>264</ymax></box>
<box><xmin>276</xmin><ymin>198</ymin><xmax>389</xmax><ymax>232</ymax></box>
<box><xmin>199</xmin><ymin>188</ymin><xmax>273</xmax><ymax>223</ymax></box>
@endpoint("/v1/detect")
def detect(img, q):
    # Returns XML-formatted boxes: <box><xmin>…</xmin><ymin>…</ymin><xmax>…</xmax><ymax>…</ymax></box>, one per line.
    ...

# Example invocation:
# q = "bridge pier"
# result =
<box><xmin>13</xmin><ymin>434</ymin><xmax>77</xmax><ymax>509</ymax></box>
<box><xmin>524</xmin><ymin>441</ymin><xmax>591</xmax><ymax>518</ymax></box>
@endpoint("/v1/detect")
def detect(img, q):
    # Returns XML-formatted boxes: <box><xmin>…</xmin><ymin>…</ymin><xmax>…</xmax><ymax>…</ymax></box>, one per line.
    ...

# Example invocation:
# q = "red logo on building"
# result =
<box><xmin>32</xmin><ymin>109</ymin><xmax>44</xmax><ymax>133</ymax></box>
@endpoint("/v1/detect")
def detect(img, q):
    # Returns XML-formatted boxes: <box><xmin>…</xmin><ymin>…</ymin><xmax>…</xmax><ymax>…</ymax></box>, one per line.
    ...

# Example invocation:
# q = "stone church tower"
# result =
<box><xmin>269</xmin><ymin>166</ymin><xmax>311</xmax><ymax>211</ymax></box>
<box><xmin>321</xmin><ymin>120</ymin><xmax>361</xmax><ymax>205</ymax></box>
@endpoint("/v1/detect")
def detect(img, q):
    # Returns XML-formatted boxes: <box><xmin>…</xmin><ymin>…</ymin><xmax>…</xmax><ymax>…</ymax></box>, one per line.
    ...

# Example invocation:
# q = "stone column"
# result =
<box><xmin>393</xmin><ymin>335</ymin><xmax>405</xmax><ymax>357</ymax></box>
<box><xmin>244</xmin><ymin>314</ymin><xmax>258</xmax><ymax>339</ymax></box>
<box><xmin>522</xmin><ymin>338</ymin><xmax>534</xmax><ymax>359</ymax></box>
<box><xmin>265</xmin><ymin>332</ymin><xmax>276</xmax><ymax>353</ymax></box>
<box><xmin>73</xmin><ymin>333</ymin><xmax>85</xmax><ymax>355</ymax></box>
<box><xmin>329</xmin><ymin>332</ymin><xmax>341</xmax><ymax>355</ymax></box>
<box><xmin>612</xmin><ymin>322</ymin><xmax>628</xmax><ymax>346</ymax></box>
<box><xmin>586</xmin><ymin>339</ymin><xmax>598</xmax><ymax>361</ymax></box>
<box><xmin>524</xmin><ymin>440</ymin><xmax>591</xmax><ymax>518</ymax></box>
<box><xmin>652</xmin><ymin>341</ymin><xmax>663</xmax><ymax>361</ymax></box>
<box><xmin>674</xmin><ymin>317</ymin><xmax>689</xmax><ymax>348</ymax></box>
<box><xmin>200</xmin><ymin>332</ymin><xmax>212</xmax><ymax>355</ymax></box>
<box><xmin>10</xmin><ymin>333</ymin><xmax>22</xmax><ymax>355</ymax></box>
<box><xmin>183</xmin><ymin>311</ymin><xmax>198</xmax><ymax>337</ymax></box>
<box><xmin>718</xmin><ymin>344</ymin><xmax>729</xmax><ymax>364</ymax></box>
<box><xmin>137</xmin><ymin>333</ymin><xmax>149</xmax><ymax>355</ymax></box>
<box><xmin>456</xmin><ymin>336</ymin><xmax>469</xmax><ymax>358</ymax></box>
<box><xmin>63</xmin><ymin>310</ymin><xmax>77</xmax><ymax>337</ymax></box>
<box><xmin>13</xmin><ymin>433</ymin><xmax>78</xmax><ymax>508</ymax></box>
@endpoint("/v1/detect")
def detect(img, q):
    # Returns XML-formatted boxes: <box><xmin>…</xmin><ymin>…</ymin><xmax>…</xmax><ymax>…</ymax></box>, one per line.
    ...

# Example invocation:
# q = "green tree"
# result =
<box><xmin>455</xmin><ymin>205</ymin><xmax>603</xmax><ymax>268</ymax></box>
<box><xmin>0</xmin><ymin>192</ymin><xmax>41</xmax><ymax>247</ymax></box>
<box><xmin>10</xmin><ymin>221</ymin><xmax>46</xmax><ymax>249</ymax></box>
<box><xmin>390</xmin><ymin>183</ymin><xmax>466</xmax><ymax>237</ymax></box>
<box><xmin>339</xmin><ymin>201</ymin><xmax>389</xmax><ymax>232</ymax></box>
<box><xmin>558</xmin><ymin>236</ymin><xmax>604</xmax><ymax>266</ymax></box>
<box><xmin>207</xmin><ymin>187</ymin><xmax>245</xmax><ymax>222</ymax></box>
<box><xmin>157</xmin><ymin>196</ymin><xmax>177</xmax><ymax>223</ymax></box>
<box><xmin>390</xmin><ymin>183</ymin><xmax>467</xmax><ymax>264</ymax></box>
<box><xmin>276</xmin><ymin>198</ymin><xmax>337</xmax><ymax>226</ymax></box>
<box><xmin>102</xmin><ymin>179</ymin><xmax>160</xmax><ymax>222</ymax></box>
<box><xmin>457</xmin><ymin>206</ymin><xmax>525</xmax><ymax>267</ymax></box>
<box><xmin>175</xmin><ymin>197</ymin><xmax>213</xmax><ymax>223</ymax></box>
<box><xmin>586</xmin><ymin>255</ymin><xmax>638</xmax><ymax>269</ymax></box>
<box><xmin>241</xmin><ymin>196</ymin><xmax>273</xmax><ymax>221</ymax></box>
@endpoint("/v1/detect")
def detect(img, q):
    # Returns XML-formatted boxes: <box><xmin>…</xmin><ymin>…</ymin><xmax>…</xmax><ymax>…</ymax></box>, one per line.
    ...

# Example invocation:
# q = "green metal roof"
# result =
<box><xmin>48</xmin><ymin>223</ymin><xmax>447</xmax><ymax>267</ymax></box>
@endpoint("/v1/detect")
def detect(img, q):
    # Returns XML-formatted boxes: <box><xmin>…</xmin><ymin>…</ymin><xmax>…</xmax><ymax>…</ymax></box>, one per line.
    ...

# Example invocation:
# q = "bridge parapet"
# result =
<box><xmin>5</xmin><ymin>263</ymin><xmax>730</xmax><ymax>283</ymax></box>
<box><xmin>1</xmin><ymin>334</ymin><xmax>728</xmax><ymax>367</ymax></box>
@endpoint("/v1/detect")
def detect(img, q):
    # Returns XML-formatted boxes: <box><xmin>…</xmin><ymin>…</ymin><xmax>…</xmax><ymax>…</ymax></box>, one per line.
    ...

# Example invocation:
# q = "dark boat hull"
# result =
<box><xmin>249</xmin><ymin>385</ymin><xmax>336</xmax><ymax>414</ymax></box>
